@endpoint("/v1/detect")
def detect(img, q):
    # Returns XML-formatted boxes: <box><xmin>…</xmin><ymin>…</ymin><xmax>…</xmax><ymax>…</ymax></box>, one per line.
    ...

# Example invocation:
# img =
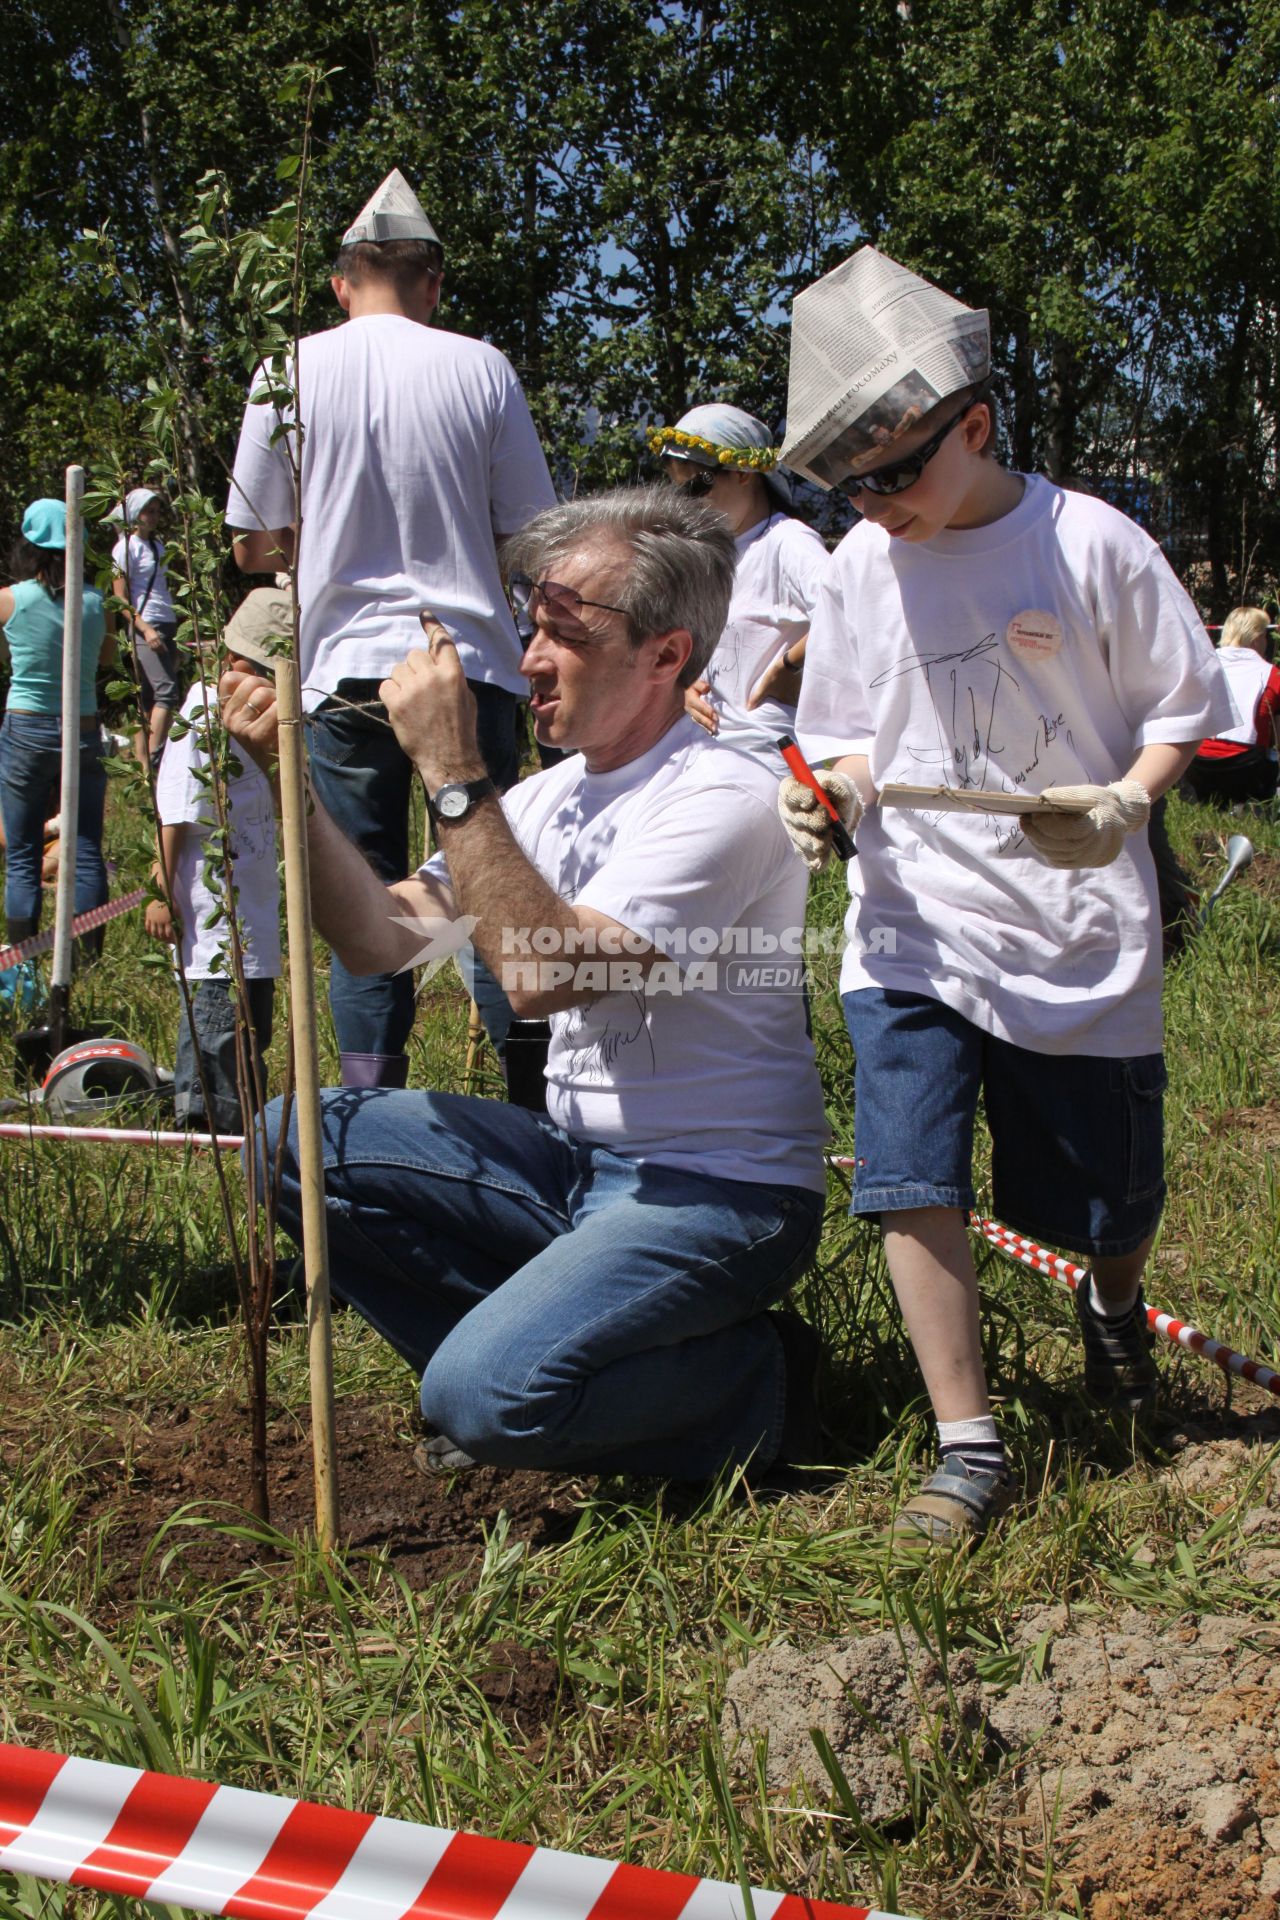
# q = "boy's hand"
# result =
<box><xmin>684</xmin><ymin>678</ymin><xmax>718</xmax><ymax>734</ymax></box>
<box><xmin>1020</xmin><ymin>780</ymin><xmax>1151</xmax><ymax>869</ymax></box>
<box><xmin>220</xmin><ymin>666</ymin><xmax>280</xmax><ymax>777</ymax></box>
<box><xmin>145</xmin><ymin>898</ymin><xmax>178</xmax><ymax>944</ymax></box>
<box><xmin>777</xmin><ymin>770</ymin><xmax>862</xmax><ymax>871</ymax></box>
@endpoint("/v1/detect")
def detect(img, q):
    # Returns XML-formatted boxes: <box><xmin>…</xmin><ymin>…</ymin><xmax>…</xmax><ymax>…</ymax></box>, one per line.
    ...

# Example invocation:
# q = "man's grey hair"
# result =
<box><xmin>502</xmin><ymin>486</ymin><xmax>736</xmax><ymax>686</ymax></box>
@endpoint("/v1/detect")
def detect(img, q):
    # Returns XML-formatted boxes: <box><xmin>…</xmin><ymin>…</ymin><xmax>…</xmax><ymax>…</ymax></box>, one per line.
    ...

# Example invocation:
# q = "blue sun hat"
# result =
<box><xmin>21</xmin><ymin>499</ymin><xmax>67</xmax><ymax>550</ymax></box>
<box><xmin>648</xmin><ymin>404</ymin><xmax>793</xmax><ymax>510</ymax></box>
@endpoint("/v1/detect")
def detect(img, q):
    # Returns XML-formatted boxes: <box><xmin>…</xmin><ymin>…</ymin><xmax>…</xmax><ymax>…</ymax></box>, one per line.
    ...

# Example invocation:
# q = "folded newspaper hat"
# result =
<box><xmin>341</xmin><ymin>169</ymin><xmax>441</xmax><ymax>249</ymax></box>
<box><xmin>223</xmin><ymin>587</ymin><xmax>293</xmax><ymax>671</ymax></box>
<box><xmin>782</xmin><ymin>248</ymin><xmax>990</xmax><ymax>490</ymax></box>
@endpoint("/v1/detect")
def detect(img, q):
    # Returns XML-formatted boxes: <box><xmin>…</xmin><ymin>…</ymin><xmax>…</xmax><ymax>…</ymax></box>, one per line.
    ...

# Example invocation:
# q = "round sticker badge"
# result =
<box><xmin>1006</xmin><ymin>609</ymin><xmax>1063</xmax><ymax>662</ymax></box>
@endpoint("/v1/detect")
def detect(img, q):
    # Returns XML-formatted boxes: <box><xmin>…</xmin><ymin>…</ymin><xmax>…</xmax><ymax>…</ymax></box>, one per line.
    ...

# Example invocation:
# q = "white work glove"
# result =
<box><xmin>777</xmin><ymin>771</ymin><xmax>862</xmax><ymax>872</ymax></box>
<box><xmin>1020</xmin><ymin>779</ymin><xmax>1151</xmax><ymax>869</ymax></box>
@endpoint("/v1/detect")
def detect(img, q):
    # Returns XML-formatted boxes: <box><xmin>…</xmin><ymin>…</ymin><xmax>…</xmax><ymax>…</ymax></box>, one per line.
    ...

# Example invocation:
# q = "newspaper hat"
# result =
<box><xmin>222</xmin><ymin>587</ymin><xmax>293</xmax><ymax>671</ymax></box>
<box><xmin>341</xmin><ymin>169</ymin><xmax>441</xmax><ymax>249</ymax></box>
<box><xmin>647</xmin><ymin>404</ymin><xmax>792</xmax><ymax>508</ymax></box>
<box><xmin>782</xmin><ymin>248</ymin><xmax>990</xmax><ymax>490</ymax></box>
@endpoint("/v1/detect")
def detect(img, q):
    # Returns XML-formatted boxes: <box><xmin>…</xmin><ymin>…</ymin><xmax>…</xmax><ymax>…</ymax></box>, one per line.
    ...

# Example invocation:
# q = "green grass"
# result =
<box><xmin>0</xmin><ymin>791</ymin><xmax>1278</xmax><ymax>1920</ymax></box>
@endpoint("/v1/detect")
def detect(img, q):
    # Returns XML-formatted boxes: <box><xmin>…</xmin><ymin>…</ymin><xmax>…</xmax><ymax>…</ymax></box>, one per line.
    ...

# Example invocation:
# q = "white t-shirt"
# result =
<box><xmin>111</xmin><ymin>533</ymin><xmax>177</xmax><ymax>627</ymax></box>
<box><xmin>1215</xmin><ymin>647</ymin><xmax>1274</xmax><ymax>747</ymax></box>
<box><xmin>155</xmin><ymin>686</ymin><xmax>281</xmax><ymax>979</ymax></box>
<box><xmin>225</xmin><ymin>315</ymin><xmax>557</xmax><ymax>708</ymax></box>
<box><xmin>702</xmin><ymin>513</ymin><xmax>829</xmax><ymax>761</ymax></box>
<box><xmin>419</xmin><ymin>717</ymin><xmax>829</xmax><ymax>1190</ymax></box>
<box><xmin>797</xmin><ymin>474</ymin><xmax>1233</xmax><ymax>1057</ymax></box>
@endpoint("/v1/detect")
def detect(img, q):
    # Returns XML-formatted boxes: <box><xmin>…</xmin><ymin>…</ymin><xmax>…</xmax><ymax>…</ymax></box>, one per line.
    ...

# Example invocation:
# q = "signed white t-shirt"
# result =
<box><xmin>155</xmin><ymin>687</ymin><xmax>281</xmax><ymax>979</ymax></box>
<box><xmin>226</xmin><ymin>315</ymin><xmax>557</xmax><ymax>708</ymax></box>
<box><xmin>797</xmin><ymin>474</ymin><xmax>1232</xmax><ymax>1056</ymax></box>
<box><xmin>702</xmin><ymin>512</ymin><xmax>829</xmax><ymax>761</ymax></box>
<box><xmin>420</xmin><ymin>717</ymin><xmax>829</xmax><ymax>1189</ymax></box>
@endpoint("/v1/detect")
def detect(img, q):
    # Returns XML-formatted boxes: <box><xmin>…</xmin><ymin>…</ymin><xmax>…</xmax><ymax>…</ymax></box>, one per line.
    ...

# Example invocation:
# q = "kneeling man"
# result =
<box><xmin>224</xmin><ymin>487</ymin><xmax>829</xmax><ymax>1478</ymax></box>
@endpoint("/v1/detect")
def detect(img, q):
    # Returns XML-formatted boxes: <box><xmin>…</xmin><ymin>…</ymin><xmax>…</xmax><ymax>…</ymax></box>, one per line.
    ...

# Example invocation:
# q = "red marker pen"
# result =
<box><xmin>776</xmin><ymin>734</ymin><xmax>857</xmax><ymax>861</ymax></box>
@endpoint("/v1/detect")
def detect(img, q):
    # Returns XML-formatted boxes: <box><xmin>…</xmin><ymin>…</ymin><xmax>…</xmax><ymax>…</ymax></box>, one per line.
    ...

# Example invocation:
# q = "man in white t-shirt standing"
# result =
<box><xmin>226</xmin><ymin>169</ymin><xmax>557</xmax><ymax>1090</ymax></box>
<box><xmin>222</xmin><ymin>487</ymin><xmax>830</xmax><ymax>1480</ymax></box>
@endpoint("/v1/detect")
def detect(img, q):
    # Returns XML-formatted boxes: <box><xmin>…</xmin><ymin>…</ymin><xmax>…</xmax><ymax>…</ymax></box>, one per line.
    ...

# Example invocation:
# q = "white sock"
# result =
<box><xmin>1087</xmin><ymin>1274</ymin><xmax>1141</xmax><ymax>1319</ymax></box>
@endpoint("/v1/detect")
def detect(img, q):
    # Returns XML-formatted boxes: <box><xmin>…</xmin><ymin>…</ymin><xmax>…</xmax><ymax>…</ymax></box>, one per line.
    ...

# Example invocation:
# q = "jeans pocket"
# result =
<box><xmin>1121</xmin><ymin>1055</ymin><xmax>1167</xmax><ymax>1203</ymax></box>
<box><xmin>745</xmin><ymin>1189</ymin><xmax>825</xmax><ymax>1314</ymax></box>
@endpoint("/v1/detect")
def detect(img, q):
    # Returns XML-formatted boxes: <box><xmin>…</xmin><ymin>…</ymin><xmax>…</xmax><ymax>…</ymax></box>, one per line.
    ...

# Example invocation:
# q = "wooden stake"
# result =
<box><xmin>50</xmin><ymin>465</ymin><xmax>85</xmax><ymax>1054</ymax></box>
<box><xmin>274</xmin><ymin>656</ymin><xmax>340</xmax><ymax>1551</ymax></box>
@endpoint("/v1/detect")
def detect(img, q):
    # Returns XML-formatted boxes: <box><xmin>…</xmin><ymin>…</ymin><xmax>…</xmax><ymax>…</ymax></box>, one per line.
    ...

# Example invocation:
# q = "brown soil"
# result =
<box><xmin>1207</xmin><ymin>1103</ymin><xmax>1280</xmax><ymax>1154</ymax></box>
<box><xmin>722</xmin><ymin>1435</ymin><xmax>1280</xmax><ymax>1917</ymax></box>
<box><xmin>0</xmin><ymin>1376</ymin><xmax>585</xmax><ymax>1609</ymax></box>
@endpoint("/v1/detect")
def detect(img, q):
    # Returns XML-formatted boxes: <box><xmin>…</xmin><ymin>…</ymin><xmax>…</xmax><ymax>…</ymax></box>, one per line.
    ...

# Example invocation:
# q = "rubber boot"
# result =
<box><xmin>5</xmin><ymin>915</ymin><xmax>40</xmax><ymax>950</ymax></box>
<box><xmin>339</xmin><ymin>1051</ymin><xmax>410</xmax><ymax>1090</ymax></box>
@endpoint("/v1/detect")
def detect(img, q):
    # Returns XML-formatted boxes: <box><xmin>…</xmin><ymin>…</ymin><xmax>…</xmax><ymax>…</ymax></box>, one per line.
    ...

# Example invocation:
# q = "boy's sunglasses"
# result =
<box><xmin>839</xmin><ymin>399</ymin><xmax>977</xmax><ymax>499</ymax></box>
<box><xmin>508</xmin><ymin>570</ymin><xmax>630</xmax><ymax>638</ymax></box>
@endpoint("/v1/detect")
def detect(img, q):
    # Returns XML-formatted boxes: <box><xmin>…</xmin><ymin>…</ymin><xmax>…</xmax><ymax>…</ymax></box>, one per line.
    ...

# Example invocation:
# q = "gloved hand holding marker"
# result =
<box><xmin>776</xmin><ymin>735</ymin><xmax>859</xmax><ymax>868</ymax></box>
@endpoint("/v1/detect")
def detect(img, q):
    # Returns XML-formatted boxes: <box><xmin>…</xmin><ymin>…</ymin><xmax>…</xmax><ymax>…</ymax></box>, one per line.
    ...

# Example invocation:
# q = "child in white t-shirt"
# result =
<box><xmin>111</xmin><ymin>488</ymin><xmax>182</xmax><ymax>770</ymax></box>
<box><xmin>146</xmin><ymin>590</ymin><xmax>284</xmax><ymax>1135</ymax></box>
<box><xmin>649</xmin><ymin>405</ymin><xmax>829</xmax><ymax>764</ymax></box>
<box><xmin>777</xmin><ymin>249</ymin><xmax>1232</xmax><ymax>1547</ymax></box>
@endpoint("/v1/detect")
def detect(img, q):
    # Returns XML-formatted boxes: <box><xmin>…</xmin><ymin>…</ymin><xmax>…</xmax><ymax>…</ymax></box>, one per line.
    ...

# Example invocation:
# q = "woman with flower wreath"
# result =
<box><xmin>649</xmin><ymin>405</ymin><xmax>829</xmax><ymax>764</ymax></box>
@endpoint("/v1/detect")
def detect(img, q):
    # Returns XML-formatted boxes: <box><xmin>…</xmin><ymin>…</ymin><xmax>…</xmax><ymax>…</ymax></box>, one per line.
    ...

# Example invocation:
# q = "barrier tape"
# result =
<box><xmin>0</xmin><ymin>1743</ymin><xmax>907</xmax><ymax>1920</ymax></box>
<box><xmin>977</xmin><ymin>1217</ymin><xmax>1280</xmax><ymax>1398</ymax></box>
<box><xmin>0</xmin><ymin>890</ymin><xmax>146</xmax><ymax>973</ymax></box>
<box><xmin>0</xmin><ymin>1122</ymin><xmax>244</xmax><ymax>1149</ymax></box>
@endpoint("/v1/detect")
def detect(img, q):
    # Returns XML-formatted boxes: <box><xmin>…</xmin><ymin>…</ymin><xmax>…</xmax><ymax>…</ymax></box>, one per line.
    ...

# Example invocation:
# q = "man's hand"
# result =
<box><xmin>684</xmin><ymin>678</ymin><xmax>718</xmax><ymax>735</ymax></box>
<box><xmin>145</xmin><ymin>897</ymin><xmax>178</xmax><ymax>944</ymax></box>
<box><xmin>220</xmin><ymin>666</ymin><xmax>281</xmax><ymax>780</ymax></box>
<box><xmin>1020</xmin><ymin>779</ymin><xmax>1151</xmax><ymax>869</ymax></box>
<box><xmin>380</xmin><ymin>615</ymin><xmax>483</xmax><ymax>789</ymax></box>
<box><xmin>778</xmin><ymin>770</ymin><xmax>862</xmax><ymax>872</ymax></box>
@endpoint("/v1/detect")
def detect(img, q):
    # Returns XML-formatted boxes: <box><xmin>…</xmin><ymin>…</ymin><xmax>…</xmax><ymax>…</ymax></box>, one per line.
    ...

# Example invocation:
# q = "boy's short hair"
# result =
<box><xmin>924</xmin><ymin>376</ymin><xmax>1000</xmax><ymax>456</ymax></box>
<box><xmin>334</xmin><ymin>237</ymin><xmax>444</xmax><ymax>289</ymax></box>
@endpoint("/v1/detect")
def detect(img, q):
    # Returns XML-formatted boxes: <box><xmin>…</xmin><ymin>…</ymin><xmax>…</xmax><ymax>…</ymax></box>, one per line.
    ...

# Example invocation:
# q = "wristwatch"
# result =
<box><xmin>426</xmin><ymin>776</ymin><xmax>495</xmax><ymax>824</ymax></box>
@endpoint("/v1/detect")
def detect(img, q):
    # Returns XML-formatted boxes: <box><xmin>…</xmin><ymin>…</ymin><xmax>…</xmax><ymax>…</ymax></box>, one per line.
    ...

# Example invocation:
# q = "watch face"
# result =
<box><xmin>436</xmin><ymin>785</ymin><xmax>469</xmax><ymax>819</ymax></box>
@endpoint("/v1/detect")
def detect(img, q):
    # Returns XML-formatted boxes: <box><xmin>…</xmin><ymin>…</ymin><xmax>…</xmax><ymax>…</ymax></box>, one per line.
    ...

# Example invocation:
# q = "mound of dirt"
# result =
<box><xmin>723</xmin><ymin>1440</ymin><xmax>1280</xmax><ymax>1916</ymax></box>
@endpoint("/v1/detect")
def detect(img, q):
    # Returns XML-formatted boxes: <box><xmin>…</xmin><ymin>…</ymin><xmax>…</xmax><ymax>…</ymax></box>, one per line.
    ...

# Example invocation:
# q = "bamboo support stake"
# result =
<box><xmin>50</xmin><ymin>465</ymin><xmax>85</xmax><ymax>1053</ymax></box>
<box><xmin>274</xmin><ymin>656</ymin><xmax>339</xmax><ymax>1550</ymax></box>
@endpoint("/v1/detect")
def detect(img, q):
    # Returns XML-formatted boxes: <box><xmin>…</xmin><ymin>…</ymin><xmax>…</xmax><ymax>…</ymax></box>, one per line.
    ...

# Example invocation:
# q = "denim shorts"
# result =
<box><xmin>842</xmin><ymin>987</ymin><xmax>1166</xmax><ymax>1258</ymax></box>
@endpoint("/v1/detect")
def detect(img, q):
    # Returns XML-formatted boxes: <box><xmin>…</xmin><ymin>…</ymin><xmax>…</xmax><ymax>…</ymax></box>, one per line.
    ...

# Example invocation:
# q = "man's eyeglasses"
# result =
<box><xmin>839</xmin><ymin>399</ymin><xmax>977</xmax><ymax>500</ymax></box>
<box><xmin>508</xmin><ymin>571</ymin><xmax>630</xmax><ymax>638</ymax></box>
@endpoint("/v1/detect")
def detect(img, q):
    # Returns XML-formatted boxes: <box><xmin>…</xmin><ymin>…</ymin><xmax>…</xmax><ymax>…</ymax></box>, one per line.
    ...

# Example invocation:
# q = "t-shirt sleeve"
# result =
<box><xmin>110</xmin><ymin>536</ymin><xmax>126</xmax><ymax>575</ymax></box>
<box><xmin>794</xmin><ymin>555</ymin><xmax>876</xmax><ymax>762</ymax></box>
<box><xmin>226</xmin><ymin>363</ymin><xmax>297</xmax><ymax>534</ymax></box>
<box><xmin>573</xmin><ymin>776</ymin><xmax>796</xmax><ymax>955</ymax></box>
<box><xmin>486</xmin><ymin>360</ymin><xmax>557</xmax><ymax>539</ymax></box>
<box><xmin>1104</xmin><ymin>552</ymin><xmax>1237</xmax><ymax>747</ymax></box>
<box><xmin>153</xmin><ymin>707</ymin><xmax>207</xmax><ymax>829</ymax></box>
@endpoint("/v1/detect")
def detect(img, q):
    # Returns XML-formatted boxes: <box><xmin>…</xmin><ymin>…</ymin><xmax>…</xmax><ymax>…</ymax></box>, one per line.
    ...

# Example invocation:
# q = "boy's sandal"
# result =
<box><xmin>892</xmin><ymin>1458</ymin><xmax>1016</xmax><ymax>1548</ymax></box>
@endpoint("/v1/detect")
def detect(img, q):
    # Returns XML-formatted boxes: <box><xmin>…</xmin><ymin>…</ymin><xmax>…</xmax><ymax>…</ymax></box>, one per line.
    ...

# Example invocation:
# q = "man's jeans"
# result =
<box><xmin>175</xmin><ymin>976</ymin><xmax>274</xmax><ymax>1136</ymax></box>
<box><xmin>264</xmin><ymin>1089</ymin><xmax>824</xmax><ymax>1478</ymax></box>
<box><xmin>0</xmin><ymin>713</ymin><xmax>108</xmax><ymax>932</ymax></box>
<box><xmin>306</xmin><ymin>681</ymin><xmax>519</xmax><ymax>1063</ymax></box>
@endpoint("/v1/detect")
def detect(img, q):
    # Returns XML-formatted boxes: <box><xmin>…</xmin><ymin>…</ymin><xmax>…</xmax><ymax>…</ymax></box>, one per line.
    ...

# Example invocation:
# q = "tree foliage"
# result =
<box><xmin>1</xmin><ymin>0</ymin><xmax>1276</xmax><ymax>609</ymax></box>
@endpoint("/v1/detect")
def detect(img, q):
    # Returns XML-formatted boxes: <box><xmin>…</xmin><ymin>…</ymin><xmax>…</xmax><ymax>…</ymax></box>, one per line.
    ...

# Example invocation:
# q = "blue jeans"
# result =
<box><xmin>306</xmin><ymin>681</ymin><xmax>519</xmax><ymax>1060</ymax></box>
<box><xmin>263</xmin><ymin>1089</ymin><xmax>824</xmax><ymax>1476</ymax></box>
<box><xmin>175</xmin><ymin>976</ymin><xmax>274</xmax><ymax>1135</ymax></box>
<box><xmin>0</xmin><ymin>712</ymin><xmax>108</xmax><ymax>933</ymax></box>
<box><xmin>842</xmin><ymin>987</ymin><xmax>1166</xmax><ymax>1258</ymax></box>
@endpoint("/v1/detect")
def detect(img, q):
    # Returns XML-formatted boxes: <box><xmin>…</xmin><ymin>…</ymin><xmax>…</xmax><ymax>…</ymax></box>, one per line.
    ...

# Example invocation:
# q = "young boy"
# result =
<box><xmin>146</xmin><ymin>589</ymin><xmax>284</xmax><ymax>1136</ymax></box>
<box><xmin>778</xmin><ymin>249</ymin><xmax>1232</xmax><ymax>1546</ymax></box>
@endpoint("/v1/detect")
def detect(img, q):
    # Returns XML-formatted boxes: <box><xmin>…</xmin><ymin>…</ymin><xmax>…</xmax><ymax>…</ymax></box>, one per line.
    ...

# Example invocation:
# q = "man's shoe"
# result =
<box><xmin>769</xmin><ymin>1309</ymin><xmax>826</xmax><ymax>1465</ymax></box>
<box><xmin>1076</xmin><ymin>1280</ymin><xmax>1159</xmax><ymax>1411</ymax></box>
<box><xmin>892</xmin><ymin>1456</ymin><xmax>1016</xmax><ymax>1548</ymax></box>
<box><xmin>413</xmin><ymin>1432</ymin><xmax>477</xmax><ymax>1475</ymax></box>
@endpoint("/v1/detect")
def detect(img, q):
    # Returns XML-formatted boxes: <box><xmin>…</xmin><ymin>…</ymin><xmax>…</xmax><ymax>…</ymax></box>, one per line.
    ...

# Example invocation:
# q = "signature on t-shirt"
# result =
<box><xmin>560</xmin><ymin>990</ymin><xmax>656</xmax><ymax>1084</ymax></box>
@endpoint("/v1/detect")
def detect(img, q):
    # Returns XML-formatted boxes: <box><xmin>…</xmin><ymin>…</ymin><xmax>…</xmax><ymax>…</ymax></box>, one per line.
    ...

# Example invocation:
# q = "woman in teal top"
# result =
<box><xmin>0</xmin><ymin>498</ymin><xmax>113</xmax><ymax>944</ymax></box>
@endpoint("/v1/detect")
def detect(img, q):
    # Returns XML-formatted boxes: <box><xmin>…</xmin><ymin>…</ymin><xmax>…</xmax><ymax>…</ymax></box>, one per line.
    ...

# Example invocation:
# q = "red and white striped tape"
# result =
<box><xmin>0</xmin><ymin>889</ymin><xmax>146</xmax><ymax>972</ymax></box>
<box><xmin>0</xmin><ymin>1744</ymin><xmax>907</xmax><ymax>1920</ymax></box>
<box><xmin>978</xmin><ymin>1217</ymin><xmax>1280</xmax><ymax>1398</ymax></box>
<box><xmin>0</xmin><ymin>1123</ymin><xmax>243</xmax><ymax>1149</ymax></box>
